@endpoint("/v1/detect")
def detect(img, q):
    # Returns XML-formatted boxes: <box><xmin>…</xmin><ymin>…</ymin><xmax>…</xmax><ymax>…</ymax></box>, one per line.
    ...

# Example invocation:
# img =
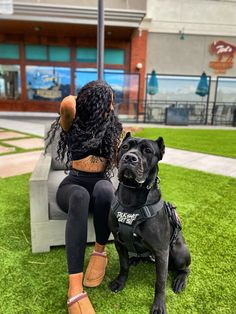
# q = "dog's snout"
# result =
<box><xmin>123</xmin><ymin>153</ymin><xmax>139</xmax><ymax>164</ymax></box>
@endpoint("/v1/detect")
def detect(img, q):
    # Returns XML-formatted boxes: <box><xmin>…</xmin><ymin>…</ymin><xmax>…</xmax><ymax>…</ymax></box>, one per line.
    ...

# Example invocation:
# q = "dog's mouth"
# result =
<box><xmin>118</xmin><ymin>168</ymin><xmax>145</xmax><ymax>188</ymax></box>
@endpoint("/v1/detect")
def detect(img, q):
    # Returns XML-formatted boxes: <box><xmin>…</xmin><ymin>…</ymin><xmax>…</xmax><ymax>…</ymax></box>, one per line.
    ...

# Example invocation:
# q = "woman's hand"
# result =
<box><xmin>59</xmin><ymin>95</ymin><xmax>76</xmax><ymax>132</ymax></box>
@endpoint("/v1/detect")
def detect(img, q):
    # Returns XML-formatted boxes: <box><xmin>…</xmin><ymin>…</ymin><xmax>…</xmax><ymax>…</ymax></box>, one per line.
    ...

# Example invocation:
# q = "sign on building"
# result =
<box><xmin>209</xmin><ymin>40</ymin><xmax>236</xmax><ymax>74</ymax></box>
<box><xmin>0</xmin><ymin>0</ymin><xmax>13</xmax><ymax>15</ymax></box>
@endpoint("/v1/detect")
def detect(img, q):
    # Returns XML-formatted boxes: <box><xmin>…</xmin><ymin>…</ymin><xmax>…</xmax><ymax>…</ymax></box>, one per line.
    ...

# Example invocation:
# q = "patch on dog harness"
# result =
<box><xmin>116</xmin><ymin>212</ymin><xmax>140</xmax><ymax>225</ymax></box>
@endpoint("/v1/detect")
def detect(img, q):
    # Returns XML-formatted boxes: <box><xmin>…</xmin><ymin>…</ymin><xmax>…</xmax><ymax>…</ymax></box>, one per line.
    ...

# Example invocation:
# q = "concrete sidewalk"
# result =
<box><xmin>0</xmin><ymin>118</ymin><xmax>235</xmax><ymax>179</ymax></box>
<box><xmin>0</xmin><ymin>151</ymin><xmax>42</xmax><ymax>178</ymax></box>
<box><xmin>163</xmin><ymin>148</ymin><xmax>236</xmax><ymax>178</ymax></box>
<box><xmin>0</xmin><ymin>118</ymin><xmax>235</xmax><ymax>137</ymax></box>
<box><xmin>0</xmin><ymin>118</ymin><xmax>45</xmax><ymax>137</ymax></box>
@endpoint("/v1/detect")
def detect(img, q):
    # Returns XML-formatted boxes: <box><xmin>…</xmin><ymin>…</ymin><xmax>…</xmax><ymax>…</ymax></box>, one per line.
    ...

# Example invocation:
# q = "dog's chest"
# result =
<box><xmin>111</xmin><ymin>198</ymin><xmax>164</xmax><ymax>256</ymax></box>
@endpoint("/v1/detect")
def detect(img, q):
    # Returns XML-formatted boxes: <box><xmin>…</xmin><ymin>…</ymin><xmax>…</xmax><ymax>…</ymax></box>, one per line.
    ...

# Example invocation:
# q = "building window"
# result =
<box><xmin>25</xmin><ymin>45</ymin><xmax>47</xmax><ymax>61</ymax></box>
<box><xmin>0</xmin><ymin>65</ymin><xmax>21</xmax><ymax>99</ymax></box>
<box><xmin>75</xmin><ymin>68</ymin><xmax>125</xmax><ymax>95</ymax></box>
<box><xmin>146</xmin><ymin>75</ymin><xmax>210</xmax><ymax>102</ymax></box>
<box><xmin>76</xmin><ymin>48</ymin><xmax>97</xmax><ymax>63</ymax></box>
<box><xmin>216</xmin><ymin>77</ymin><xmax>236</xmax><ymax>102</ymax></box>
<box><xmin>213</xmin><ymin>77</ymin><xmax>236</xmax><ymax>125</ymax></box>
<box><xmin>49</xmin><ymin>46</ymin><xmax>70</xmax><ymax>62</ymax></box>
<box><xmin>75</xmin><ymin>68</ymin><xmax>139</xmax><ymax>119</ymax></box>
<box><xmin>25</xmin><ymin>66</ymin><xmax>71</xmax><ymax>101</ymax></box>
<box><xmin>74</xmin><ymin>68</ymin><xmax>139</xmax><ymax>103</ymax></box>
<box><xmin>0</xmin><ymin>44</ymin><xmax>19</xmax><ymax>59</ymax></box>
<box><xmin>75</xmin><ymin>68</ymin><xmax>97</xmax><ymax>90</ymax></box>
<box><xmin>76</xmin><ymin>48</ymin><xmax>125</xmax><ymax>65</ymax></box>
<box><xmin>104</xmin><ymin>49</ymin><xmax>124</xmax><ymax>65</ymax></box>
<box><xmin>25</xmin><ymin>45</ymin><xmax>70</xmax><ymax>62</ymax></box>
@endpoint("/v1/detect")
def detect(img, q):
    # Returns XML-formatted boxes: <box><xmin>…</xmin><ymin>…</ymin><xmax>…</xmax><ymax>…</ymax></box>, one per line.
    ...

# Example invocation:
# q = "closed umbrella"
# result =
<box><xmin>195</xmin><ymin>72</ymin><xmax>209</xmax><ymax>97</ymax></box>
<box><xmin>145</xmin><ymin>70</ymin><xmax>158</xmax><ymax>122</ymax></box>
<box><xmin>196</xmin><ymin>72</ymin><xmax>210</xmax><ymax>125</ymax></box>
<box><xmin>147</xmin><ymin>70</ymin><xmax>158</xmax><ymax>96</ymax></box>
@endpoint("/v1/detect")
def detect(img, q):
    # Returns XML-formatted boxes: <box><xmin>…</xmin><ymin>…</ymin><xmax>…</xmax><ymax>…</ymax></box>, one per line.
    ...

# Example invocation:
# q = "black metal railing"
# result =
<box><xmin>116</xmin><ymin>99</ymin><xmax>236</xmax><ymax>126</ymax></box>
<box><xmin>211</xmin><ymin>102</ymin><xmax>236</xmax><ymax>126</ymax></box>
<box><xmin>144</xmin><ymin>100</ymin><xmax>208</xmax><ymax>125</ymax></box>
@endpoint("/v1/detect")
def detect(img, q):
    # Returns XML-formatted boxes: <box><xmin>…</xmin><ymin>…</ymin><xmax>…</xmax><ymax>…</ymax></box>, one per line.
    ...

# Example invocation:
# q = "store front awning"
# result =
<box><xmin>0</xmin><ymin>2</ymin><xmax>146</xmax><ymax>28</ymax></box>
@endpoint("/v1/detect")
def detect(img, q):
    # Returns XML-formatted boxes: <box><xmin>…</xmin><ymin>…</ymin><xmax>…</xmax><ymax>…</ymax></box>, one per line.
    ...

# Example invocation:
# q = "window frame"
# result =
<box><xmin>0</xmin><ymin>41</ymin><xmax>130</xmax><ymax>106</ymax></box>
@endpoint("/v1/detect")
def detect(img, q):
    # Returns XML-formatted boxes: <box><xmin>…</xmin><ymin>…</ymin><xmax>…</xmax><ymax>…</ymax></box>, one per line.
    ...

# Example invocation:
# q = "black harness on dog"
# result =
<box><xmin>111</xmin><ymin>197</ymin><xmax>182</xmax><ymax>257</ymax></box>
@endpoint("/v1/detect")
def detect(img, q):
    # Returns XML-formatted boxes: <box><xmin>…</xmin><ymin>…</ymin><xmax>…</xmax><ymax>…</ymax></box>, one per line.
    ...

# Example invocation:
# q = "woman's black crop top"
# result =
<box><xmin>67</xmin><ymin>133</ymin><xmax>108</xmax><ymax>161</ymax></box>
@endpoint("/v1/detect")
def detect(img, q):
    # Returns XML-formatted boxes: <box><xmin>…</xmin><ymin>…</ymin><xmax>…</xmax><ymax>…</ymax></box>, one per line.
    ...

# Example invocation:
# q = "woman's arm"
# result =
<box><xmin>59</xmin><ymin>95</ymin><xmax>76</xmax><ymax>132</ymax></box>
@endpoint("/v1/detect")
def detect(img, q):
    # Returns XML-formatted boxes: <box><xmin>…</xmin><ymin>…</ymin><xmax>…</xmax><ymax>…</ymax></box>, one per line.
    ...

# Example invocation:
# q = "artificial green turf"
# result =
<box><xmin>134</xmin><ymin>128</ymin><xmax>236</xmax><ymax>158</ymax></box>
<box><xmin>1</xmin><ymin>168</ymin><xmax>236</xmax><ymax>314</ymax></box>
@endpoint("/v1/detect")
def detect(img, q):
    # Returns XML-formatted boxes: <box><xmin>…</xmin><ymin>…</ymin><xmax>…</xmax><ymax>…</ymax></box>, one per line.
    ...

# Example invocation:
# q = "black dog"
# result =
<box><xmin>109</xmin><ymin>133</ymin><xmax>191</xmax><ymax>314</ymax></box>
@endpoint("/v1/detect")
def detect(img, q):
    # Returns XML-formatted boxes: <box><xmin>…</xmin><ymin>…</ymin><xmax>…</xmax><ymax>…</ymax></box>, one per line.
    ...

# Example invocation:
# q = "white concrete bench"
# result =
<box><xmin>29</xmin><ymin>125</ymin><xmax>117</xmax><ymax>253</ymax></box>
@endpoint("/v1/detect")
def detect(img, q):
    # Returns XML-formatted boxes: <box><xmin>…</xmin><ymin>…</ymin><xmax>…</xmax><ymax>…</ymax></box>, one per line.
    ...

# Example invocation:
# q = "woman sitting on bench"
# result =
<box><xmin>46</xmin><ymin>80</ymin><xmax>123</xmax><ymax>314</ymax></box>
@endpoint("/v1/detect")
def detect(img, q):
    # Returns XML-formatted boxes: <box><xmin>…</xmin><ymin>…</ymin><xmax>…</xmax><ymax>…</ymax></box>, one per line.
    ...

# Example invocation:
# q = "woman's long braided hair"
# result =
<box><xmin>45</xmin><ymin>80</ymin><xmax>123</xmax><ymax>178</ymax></box>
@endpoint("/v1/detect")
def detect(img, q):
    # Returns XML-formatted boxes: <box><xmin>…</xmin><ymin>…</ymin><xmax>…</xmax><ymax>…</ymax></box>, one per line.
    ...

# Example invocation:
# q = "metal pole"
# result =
<box><xmin>144</xmin><ymin>75</ymin><xmax>148</xmax><ymax>123</ymax></box>
<box><xmin>205</xmin><ymin>75</ymin><xmax>211</xmax><ymax>125</ymax></box>
<box><xmin>97</xmin><ymin>0</ymin><xmax>104</xmax><ymax>80</ymax></box>
<box><xmin>211</xmin><ymin>77</ymin><xmax>219</xmax><ymax>125</ymax></box>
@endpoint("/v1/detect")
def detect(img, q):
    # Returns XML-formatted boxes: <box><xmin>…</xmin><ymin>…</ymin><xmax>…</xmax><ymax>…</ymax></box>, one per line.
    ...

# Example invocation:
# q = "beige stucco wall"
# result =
<box><xmin>147</xmin><ymin>33</ymin><xmax>236</xmax><ymax>78</ymax></box>
<box><xmin>142</xmin><ymin>0</ymin><xmax>236</xmax><ymax>37</ymax></box>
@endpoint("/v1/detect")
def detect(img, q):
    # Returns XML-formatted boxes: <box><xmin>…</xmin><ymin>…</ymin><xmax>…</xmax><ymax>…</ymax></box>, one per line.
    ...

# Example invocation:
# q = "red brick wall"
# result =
<box><xmin>130</xmin><ymin>29</ymin><xmax>148</xmax><ymax>112</ymax></box>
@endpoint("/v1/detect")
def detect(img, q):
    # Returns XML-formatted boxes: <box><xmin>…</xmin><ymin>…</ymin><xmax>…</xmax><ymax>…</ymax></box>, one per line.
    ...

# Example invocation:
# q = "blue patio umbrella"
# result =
<box><xmin>195</xmin><ymin>72</ymin><xmax>209</xmax><ymax>97</ymax></box>
<box><xmin>147</xmin><ymin>70</ymin><xmax>158</xmax><ymax>96</ymax></box>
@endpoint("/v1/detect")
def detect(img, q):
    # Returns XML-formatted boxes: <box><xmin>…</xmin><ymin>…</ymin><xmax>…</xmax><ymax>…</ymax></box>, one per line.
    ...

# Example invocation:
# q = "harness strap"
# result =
<box><xmin>118</xmin><ymin>223</ymin><xmax>137</xmax><ymax>253</ymax></box>
<box><xmin>164</xmin><ymin>202</ymin><xmax>182</xmax><ymax>246</ymax></box>
<box><xmin>112</xmin><ymin>198</ymin><xmax>164</xmax><ymax>256</ymax></box>
<box><xmin>139</xmin><ymin>199</ymin><xmax>164</xmax><ymax>220</ymax></box>
<box><xmin>111</xmin><ymin>198</ymin><xmax>182</xmax><ymax>255</ymax></box>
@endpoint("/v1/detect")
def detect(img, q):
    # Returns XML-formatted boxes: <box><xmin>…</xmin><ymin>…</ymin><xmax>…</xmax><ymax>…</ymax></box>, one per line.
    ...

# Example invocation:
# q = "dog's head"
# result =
<box><xmin>117</xmin><ymin>132</ymin><xmax>165</xmax><ymax>188</ymax></box>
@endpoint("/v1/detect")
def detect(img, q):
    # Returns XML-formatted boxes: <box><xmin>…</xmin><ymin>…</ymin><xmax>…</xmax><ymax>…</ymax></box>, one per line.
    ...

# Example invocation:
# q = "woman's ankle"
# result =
<box><xmin>68</xmin><ymin>287</ymin><xmax>83</xmax><ymax>298</ymax></box>
<box><xmin>94</xmin><ymin>242</ymin><xmax>106</xmax><ymax>253</ymax></box>
<box><xmin>68</xmin><ymin>273</ymin><xmax>84</xmax><ymax>298</ymax></box>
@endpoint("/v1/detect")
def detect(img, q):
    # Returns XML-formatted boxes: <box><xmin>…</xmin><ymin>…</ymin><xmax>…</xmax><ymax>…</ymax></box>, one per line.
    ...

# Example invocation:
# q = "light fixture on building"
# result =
<box><xmin>136</xmin><ymin>63</ymin><xmax>143</xmax><ymax>70</ymax></box>
<box><xmin>179</xmin><ymin>28</ymin><xmax>185</xmax><ymax>40</ymax></box>
<box><xmin>34</xmin><ymin>26</ymin><xmax>42</xmax><ymax>32</ymax></box>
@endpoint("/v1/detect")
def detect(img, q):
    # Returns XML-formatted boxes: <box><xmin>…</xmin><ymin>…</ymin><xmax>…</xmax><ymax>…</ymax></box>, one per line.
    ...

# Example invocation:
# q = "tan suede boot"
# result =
<box><xmin>67</xmin><ymin>291</ymin><xmax>96</xmax><ymax>314</ymax></box>
<box><xmin>83</xmin><ymin>251</ymin><xmax>108</xmax><ymax>287</ymax></box>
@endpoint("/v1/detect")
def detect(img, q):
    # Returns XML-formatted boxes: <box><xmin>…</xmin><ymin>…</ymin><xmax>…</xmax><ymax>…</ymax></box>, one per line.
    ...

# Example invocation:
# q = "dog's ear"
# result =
<box><xmin>122</xmin><ymin>131</ymin><xmax>131</xmax><ymax>142</ymax></box>
<box><xmin>156</xmin><ymin>137</ymin><xmax>165</xmax><ymax>160</ymax></box>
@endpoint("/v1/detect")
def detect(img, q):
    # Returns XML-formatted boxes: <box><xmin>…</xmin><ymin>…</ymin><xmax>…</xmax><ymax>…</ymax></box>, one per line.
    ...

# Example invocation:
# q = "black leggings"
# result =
<box><xmin>56</xmin><ymin>170</ymin><xmax>114</xmax><ymax>274</ymax></box>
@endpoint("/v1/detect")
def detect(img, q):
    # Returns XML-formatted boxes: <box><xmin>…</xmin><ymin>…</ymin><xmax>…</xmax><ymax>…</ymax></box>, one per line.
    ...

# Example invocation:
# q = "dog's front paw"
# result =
<box><xmin>172</xmin><ymin>271</ymin><xmax>188</xmax><ymax>293</ymax></box>
<box><xmin>150</xmin><ymin>300</ymin><xmax>166</xmax><ymax>314</ymax></box>
<box><xmin>109</xmin><ymin>275</ymin><xmax>127</xmax><ymax>292</ymax></box>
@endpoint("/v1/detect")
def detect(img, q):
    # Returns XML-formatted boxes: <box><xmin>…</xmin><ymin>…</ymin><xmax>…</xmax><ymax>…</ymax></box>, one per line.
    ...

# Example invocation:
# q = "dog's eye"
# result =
<box><xmin>144</xmin><ymin>147</ymin><xmax>152</xmax><ymax>153</ymax></box>
<box><xmin>122</xmin><ymin>144</ymin><xmax>129</xmax><ymax>150</ymax></box>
